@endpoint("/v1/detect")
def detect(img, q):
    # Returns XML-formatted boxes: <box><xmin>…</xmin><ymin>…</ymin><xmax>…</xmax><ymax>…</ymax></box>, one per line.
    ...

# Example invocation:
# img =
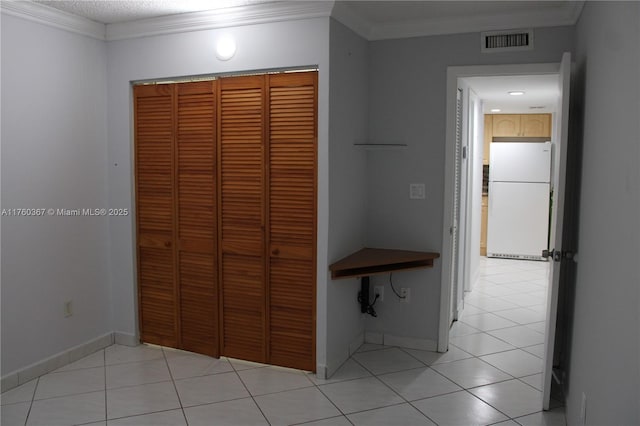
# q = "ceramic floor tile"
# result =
<box><xmin>348</xmin><ymin>403</ymin><xmax>436</xmax><ymax>426</ymax></box>
<box><xmin>412</xmin><ymin>390</ymin><xmax>508</xmax><ymax>426</ymax></box>
<box><xmin>523</xmin><ymin>344</ymin><xmax>546</xmax><ymax>359</ymax></box>
<box><xmin>106</xmin><ymin>381</ymin><xmax>180</xmax><ymax>420</ymax></box>
<box><xmin>303</xmin><ymin>415</ymin><xmax>352</xmax><ymax>425</ymax></box>
<box><xmin>431</xmin><ymin>358</ymin><xmax>512</xmax><ymax>389</ymax></box>
<box><xmin>449</xmin><ymin>321</ymin><xmax>482</xmax><ymax>337</ymax></box>
<box><xmin>475</xmin><ymin>285</ymin><xmax>522</xmax><ymax>297</ymax></box>
<box><xmin>105</xmin><ymin>344</ymin><xmax>164</xmax><ymax>366</ymax></box>
<box><xmin>1</xmin><ymin>379</ymin><xmax>37</xmax><ymax>405</ymax></box>
<box><xmin>500</xmin><ymin>293</ymin><xmax>547</xmax><ymax>307</ymax></box>
<box><xmin>469</xmin><ymin>379</ymin><xmax>542</xmax><ymax>418</ymax></box>
<box><xmin>525</xmin><ymin>321</ymin><xmax>547</xmax><ymax>334</ymax></box>
<box><xmin>519</xmin><ymin>374</ymin><xmax>543</xmax><ymax>391</ymax></box>
<box><xmin>164</xmin><ymin>351</ymin><xmax>234</xmax><ymax>380</ymax></box>
<box><xmin>27</xmin><ymin>390</ymin><xmax>105</xmax><ymax>426</ymax></box>
<box><xmin>254</xmin><ymin>386</ymin><xmax>341</xmax><ymax>426</ymax></box>
<box><xmin>1</xmin><ymin>402</ymin><xmax>31</xmax><ymax>426</ymax></box>
<box><xmin>403</xmin><ymin>345</ymin><xmax>473</xmax><ymax>366</ymax></box>
<box><xmin>378</xmin><ymin>367</ymin><xmax>461</xmax><ymax>401</ymax></box>
<box><xmin>227</xmin><ymin>358</ymin><xmax>268</xmax><ymax>371</ymax></box>
<box><xmin>458</xmin><ymin>304</ymin><xmax>486</xmax><ymax>316</ymax></box>
<box><xmin>352</xmin><ymin>347</ymin><xmax>424</xmax><ymax>375</ymax></box>
<box><xmin>494</xmin><ymin>420</ymin><xmax>521</xmax><ymax>425</ymax></box>
<box><xmin>484</xmin><ymin>272</ymin><xmax>530</xmax><ymax>285</ymax></box>
<box><xmin>174</xmin><ymin>371</ymin><xmax>249</xmax><ymax>407</ymax></box>
<box><xmin>34</xmin><ymin>366</ymin><xmax>105</xmax><ymax>400</ymax></box>
<box><xmin>460</xmin><ymin>313</ymin><xmax>519</xmax><ymax>332</ymax></box>
<box><xmin>493</xmin><ymin>308</ymin><xmax>546</xmax><ymax>325</ymax></box>
<box><xmin>514</xmin><ymin>406</ymin><xmax>566</xmax><ymax>425</ymax></box>
<box><xmin>480</xmin><ymin>349</ymin><xmax>543</xmax><ymax>377</ymax></box>
<box><xmin>183</xmin><ymin>397</ymin><xmax>268</xmax><ymax>426</ymax></box>
<box><xmin>307</xmin><ymin>358</ymin><xmax>371</xmax><ymax>384</ymax></box>
<box><xmin>106</xmin><ymin>358</ymin><xmax>171</xmax><ymax>389</ymax></box>
<box><xmin>356</xmin><ymin>343</ymin><xmax>387</xmax><ymax>352</ymax></box>
<box><xmin>465</xmin><ymin>297</ymin><xmax>520</xmax><ymax>312</ymax></box>
<box><xmin>108</xmin><ymin>409</ymin><xmax>187</xmax><ymax>425</ymax></box>
<box><xmin>488</xmin><ymin>326</ymin><xmax>545</xmax><ymax>348</ymax></box>
<box><xmin>450</xmin><ymin>333</ymin><xmax>515</xmax><ymax>357</ymax></box>
<box><xmin>527</xmin><ymin>304</ymin><xmax>549</xmax><ymax>314</ymax></box>
<box><xmin>319</xmin><ymin>377</ymin><xmax>403</xmax><ymax>414</ymax></box>
<box><xmin>237</xmin><ymin>365</ymin><xmax>313</xmax><ymax>396</ymax></box>
<box><xmin>54</xmin><ymin>350</ymin><xmax>105</xmax><ymax>373</ymax></box>
<box><xmin>501</xmin><ymin>282</ymin><xmax>546</xmax><ymax>294</ymax></box>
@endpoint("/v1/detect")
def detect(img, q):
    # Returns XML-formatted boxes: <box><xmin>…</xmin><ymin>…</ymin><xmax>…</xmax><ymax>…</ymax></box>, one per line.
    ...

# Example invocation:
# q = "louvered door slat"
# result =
<box><xmin>267</xmin><ymin>72</ymin><xmax>317</xmax><ymax>371</ymax></box>
<box><xmin>219</xmin><ymin>76</ymin><xmax>266</xmax><ymax>363</ymax></box>
<box><xmin>176</xmin><ymin>81</ymin><xmax>218</xmax><ymax>357</ymax></box>
<box><xmin>134</xmin><ymin>84</ymin><xmax>177</xmax><ymax>347</ymax></box>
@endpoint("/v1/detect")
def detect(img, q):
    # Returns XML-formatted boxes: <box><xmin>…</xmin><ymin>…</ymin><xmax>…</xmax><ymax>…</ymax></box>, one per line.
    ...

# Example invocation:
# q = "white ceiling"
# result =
<box><xmin>464</xmin><ymin>74</ymin><xmax>560</xmax><ymax>114</ymax></box>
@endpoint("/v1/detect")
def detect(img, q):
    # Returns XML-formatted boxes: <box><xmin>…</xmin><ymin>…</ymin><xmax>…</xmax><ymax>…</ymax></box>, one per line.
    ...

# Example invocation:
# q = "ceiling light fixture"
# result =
<box><xmin>216</xmin><ymin>34</ymin><xmax>236</xmax><ymax>61</ymax></box>
<box><xmin>508</xmin><ymin>91</ymin><xmax>525</xmax><ymax>96</ymax></box>
<box><xmin>490</xmin><ymin>108</ymin><xmax>501</xmax><ymax>112</ymax></box>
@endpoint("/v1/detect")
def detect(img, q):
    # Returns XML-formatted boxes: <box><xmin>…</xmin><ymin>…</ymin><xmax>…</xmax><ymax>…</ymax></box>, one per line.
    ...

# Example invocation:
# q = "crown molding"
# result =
<box><xmin>106</xmin><ymin>1</ymin><xmax>334</xmax><ymax>41</ymax></box>
<box><xmin>0</xmin><ymin>0</ymin><xmax>106</xmax><ymax>40</ymax></box>
<box><xmin>332</xmin><ymin>1</ymin><xmax>585</xmax><ymax>41</ymax></box>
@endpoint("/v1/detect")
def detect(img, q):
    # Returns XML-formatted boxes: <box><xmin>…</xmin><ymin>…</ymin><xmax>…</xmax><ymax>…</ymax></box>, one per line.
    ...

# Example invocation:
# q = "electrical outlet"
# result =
<box><xmin>579</xmin><ymin>392</ymin><xmax>587</xmax><ymax>425</ymax></box>
<box><xmin>64</xmin><ymin>300</ymin><xmax>73</xmax><ymax>317</ymax></box>
<box><xmin>374</xmin><ymin>286</ymin><xmax>384</xmax><ymax>302</ymax></box>
<box><xmin>409</xmin><ymin>183</ymin><xmax>425</xmax><ymax>200</ymax></box>
<box><xmin>399</xmin><ymin>288</ymin><xmax>410</xmax><ymax>303</ymax></box>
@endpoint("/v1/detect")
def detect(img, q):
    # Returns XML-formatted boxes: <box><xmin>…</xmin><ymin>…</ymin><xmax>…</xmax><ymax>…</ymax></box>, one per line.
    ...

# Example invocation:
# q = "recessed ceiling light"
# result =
<box><xmin>490</xmin><ymin>108</ymin><xmax>501</xmax><ymax>112</ymax></box>
<box><xmin>508</xmin><ymin>91</ymin><xmax>525</xmax><ymax>96</ymax></box>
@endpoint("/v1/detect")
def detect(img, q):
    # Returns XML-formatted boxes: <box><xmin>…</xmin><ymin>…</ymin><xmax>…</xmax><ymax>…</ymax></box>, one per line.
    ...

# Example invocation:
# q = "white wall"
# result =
<box><xmin>326</xmin><ymin>19</ymin><xmax>369</xmax><ymax>374</ymax></box>
<box><xmin>365</xmin><ymin>26</ymin><xmax>574</xmax><ymax>345</ymax></box>
<box><xmin>105</xmin><ymin>18</ymin><xmax>332</xmax><ymax>372</ymax></box>
<box><xmin>566</xmin><ymin>2</ymin><xmax>640</xmax><ymax>424</ymax></box>
<box><xmin>1</xmin><ymin>14</ymin><xmax>111</xmax><ymax>375</ymax></box>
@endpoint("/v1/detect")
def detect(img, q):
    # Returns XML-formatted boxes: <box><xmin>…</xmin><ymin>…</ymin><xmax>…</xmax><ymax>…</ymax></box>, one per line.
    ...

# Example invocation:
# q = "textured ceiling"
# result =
<box><xmin>33</xmin><ymin>0</ymin><xmax>278</xmax><ymax>24</ymax></box>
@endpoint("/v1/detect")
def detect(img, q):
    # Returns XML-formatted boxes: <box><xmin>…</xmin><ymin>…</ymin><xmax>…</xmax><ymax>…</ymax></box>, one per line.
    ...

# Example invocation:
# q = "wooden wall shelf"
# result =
<box><xmin>329</xmin><ymin>248</ymin><xmax>440</xmax><ymax>280</ymax></box>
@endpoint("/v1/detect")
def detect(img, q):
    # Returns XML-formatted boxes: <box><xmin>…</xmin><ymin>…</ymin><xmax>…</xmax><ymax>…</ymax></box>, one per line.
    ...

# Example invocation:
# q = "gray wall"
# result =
<box><xmin>1</xmin><ymin>14</ymin><xmax>111</xmax><ymax>375</ymax></box>
<box><xmin>365</xmin><ymin>27</ymin><xmax>574</xmax><ymax>344</ymax></box>
<box><xmin>326</xmin><ymin>19</ymin><xmax>369</xmax><ymax>373</ymax></box>
<box><xmin>567</xmin><ymin>2</ymin><xmax>640</xmax><ymax>424</ymax></box>
<box><xmin>105</xmin><ymin>18</ymin><xmax>333</xmax><ymax>373</ymax></box>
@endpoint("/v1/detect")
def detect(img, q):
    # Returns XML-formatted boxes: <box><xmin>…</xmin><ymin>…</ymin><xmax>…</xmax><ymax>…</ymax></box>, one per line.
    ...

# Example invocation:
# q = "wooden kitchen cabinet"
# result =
<box><xmin>492</xmin><ymin>113</ymin><xmax>551</xmax><ymax>137</ymax></box>
<box><xmin>483</xmin><ymin>115</ymin><xmax>492</xmax><ymax>165</ymax></box>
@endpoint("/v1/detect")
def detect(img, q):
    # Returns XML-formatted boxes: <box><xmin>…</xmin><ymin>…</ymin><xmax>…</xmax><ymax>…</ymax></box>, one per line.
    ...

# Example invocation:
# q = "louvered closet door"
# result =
<box><xmin>218</xmin><ymin>76</ymin><xmax>267</xmax><ymax>363</ymax></box>
<box><xmin>175</xmin><ymin>81</ymin><xmax>218</xmax><ymax>357</ymax></box>
<box><xmin>134</xmin><ymin>84</ymin><xmax>178</xmax><ymax>347</ymax></box>
<box><xmin>267</xmin><ymin>72</ymin><xmax>317</xmax><ymax>371</ymax></box>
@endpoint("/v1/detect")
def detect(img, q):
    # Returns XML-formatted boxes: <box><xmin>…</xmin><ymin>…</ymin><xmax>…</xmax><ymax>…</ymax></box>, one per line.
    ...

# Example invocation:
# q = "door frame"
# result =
<box><xmin>439</xmin><ymin>60</ymin><xmax>568</xmax><ymax>409</ymax></box>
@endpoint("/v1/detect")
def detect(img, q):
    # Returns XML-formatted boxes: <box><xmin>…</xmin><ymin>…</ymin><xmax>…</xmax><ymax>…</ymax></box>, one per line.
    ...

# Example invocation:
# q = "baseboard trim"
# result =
<box><xmin>114</xmin><ymin>331</ymin><xmax>138</xmax><ymax>346</ymax></box>
<box><xmin>1</xmin><ymin>332</ymin><xmax>114</xmax><ymax>392</ymax></box>
<box><xmin>365</xmin><ymin>332</ymin><xmax>438</xmax><ymax>352</ymax></box>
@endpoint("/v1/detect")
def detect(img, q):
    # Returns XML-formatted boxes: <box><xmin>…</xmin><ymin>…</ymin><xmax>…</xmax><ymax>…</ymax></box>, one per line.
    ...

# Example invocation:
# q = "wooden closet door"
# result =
<box><xmin>134</xmin><ymin>84</ymin><xmax>178</xmax><ymax>347</ymax></box>
<box><xmin>218</xmin><ymin>76</ymin><xmax>267</xmax><ymax>362</ymax></box>
<box><xmin>267</xmin><ymin>72</ymin><xmax>317</xmax><ymax>371</ymax></box>
<box><xmin>175</xmin><ymin>81</ymin><xmax>218</xmax><ymax>357</ymax></box>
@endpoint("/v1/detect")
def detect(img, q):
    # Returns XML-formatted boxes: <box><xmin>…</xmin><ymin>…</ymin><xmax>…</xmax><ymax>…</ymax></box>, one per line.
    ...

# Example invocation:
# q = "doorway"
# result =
<box><xmin>439</xmin><ymin>55</ymin><xmax>572</xmax><ymax>411</ymax></box>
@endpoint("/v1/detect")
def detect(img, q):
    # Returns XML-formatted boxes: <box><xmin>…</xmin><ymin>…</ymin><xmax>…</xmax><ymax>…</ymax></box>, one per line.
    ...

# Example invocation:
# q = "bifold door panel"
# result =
<box><xmin>134</xmin><ymin>71</ymin><xmax>317</xmax><ymax>371</ymax></box>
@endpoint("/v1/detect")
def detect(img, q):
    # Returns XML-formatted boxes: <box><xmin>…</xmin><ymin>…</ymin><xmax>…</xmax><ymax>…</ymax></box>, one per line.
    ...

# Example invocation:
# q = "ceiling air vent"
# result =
<box><xmin>481</xmin><ymin>29</ymin><xmax>534</xmax><ymax>53</ymax></box>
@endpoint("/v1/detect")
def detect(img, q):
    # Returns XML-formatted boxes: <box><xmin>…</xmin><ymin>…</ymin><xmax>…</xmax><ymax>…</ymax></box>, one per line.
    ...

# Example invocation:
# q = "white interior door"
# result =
<box><xmin>542</xmin><ymin>52</ymin><xmax>572</xmax><ymax>410</ymax></box>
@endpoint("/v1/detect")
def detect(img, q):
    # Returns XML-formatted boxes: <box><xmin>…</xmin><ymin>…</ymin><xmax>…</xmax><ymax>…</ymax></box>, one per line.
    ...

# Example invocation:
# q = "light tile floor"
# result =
<box><xmin>1</xmin><ymin>258</ymin><xmax>565</xmax><ymax>426</ymax></box>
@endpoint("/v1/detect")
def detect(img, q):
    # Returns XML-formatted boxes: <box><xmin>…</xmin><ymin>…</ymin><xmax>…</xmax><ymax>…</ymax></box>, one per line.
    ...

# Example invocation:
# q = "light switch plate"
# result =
<box><xmin>409</xmin><ymin>183</ymin><xmax>425</xmax><ymax>199</ymax></box>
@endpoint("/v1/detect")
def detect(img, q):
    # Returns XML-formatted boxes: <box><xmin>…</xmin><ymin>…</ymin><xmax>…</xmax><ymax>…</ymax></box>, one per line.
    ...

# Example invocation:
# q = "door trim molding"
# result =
<box><xmin>439</xmin><ymin>62</ymin><xmax>560</xmax><ymax>352</ymax></box>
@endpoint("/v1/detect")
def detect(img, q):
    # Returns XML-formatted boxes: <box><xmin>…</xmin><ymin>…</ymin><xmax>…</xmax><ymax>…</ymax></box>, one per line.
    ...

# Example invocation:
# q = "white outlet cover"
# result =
<box><xmin>409</xmin><ymin>183</ymin><xmax>425</xmax><ymax>199</ymax></box>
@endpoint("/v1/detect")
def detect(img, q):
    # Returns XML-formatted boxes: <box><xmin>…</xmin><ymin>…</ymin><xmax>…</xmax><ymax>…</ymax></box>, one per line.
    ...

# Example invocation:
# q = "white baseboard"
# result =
<box><xmin>365</xmin><ymin>332</ymin><xmax>438</xmax><ymax>352</ymax></box>
<box><xmin>114</xmin><ymin>331</ymin><xmax>138</xmax><ymax>346</ymax></box>
<box><xmin>1</xmin><ymin>332</ymin><xmax>114</xmax><ymax>392</ymax></box>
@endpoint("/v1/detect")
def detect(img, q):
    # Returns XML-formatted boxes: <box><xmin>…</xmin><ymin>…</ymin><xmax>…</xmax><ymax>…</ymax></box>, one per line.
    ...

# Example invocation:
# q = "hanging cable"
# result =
<box><xmin>389</xmin><ymin>273</ymin><xmax>406</xmax><ymax>299</ymax></box>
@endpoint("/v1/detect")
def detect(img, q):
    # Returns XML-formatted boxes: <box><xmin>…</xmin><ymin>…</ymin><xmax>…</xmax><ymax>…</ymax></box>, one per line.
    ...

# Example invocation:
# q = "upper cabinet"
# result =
<box><xmin>492</xmin><ymin>113</ymin><xmax>551</xmax><ymax>137</ymax></box>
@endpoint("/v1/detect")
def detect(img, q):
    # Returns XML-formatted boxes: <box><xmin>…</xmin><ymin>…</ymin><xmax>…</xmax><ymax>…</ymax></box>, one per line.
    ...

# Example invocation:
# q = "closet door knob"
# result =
<box><xmin>272</xmin><ymin>248</ymin><xmax>280</xmax><ymax>256</ymax></box>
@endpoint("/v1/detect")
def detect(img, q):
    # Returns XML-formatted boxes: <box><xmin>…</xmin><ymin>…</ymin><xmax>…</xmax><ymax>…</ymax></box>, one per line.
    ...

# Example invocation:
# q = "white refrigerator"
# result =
<box><xmin>487</xmin><ymin>141</ymin><xmax>551</xmax><ymax>260</ymax></box>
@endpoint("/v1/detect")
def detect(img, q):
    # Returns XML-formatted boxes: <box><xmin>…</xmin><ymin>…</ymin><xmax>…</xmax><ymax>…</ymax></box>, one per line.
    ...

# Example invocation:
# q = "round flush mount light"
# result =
<box><xmin>508</xmin><ymin>91</ymin><xmax>525</xmax><ymax>96</ymax></box>
<box><xmin>490</xmin><ymin>108</ymin><xmax>502</xmax><ymax>112</ymax></box>
<box><xmin>216</xmin><ymin>34</ymin><xmax>236</xmax><ymax>61</ymax></box>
